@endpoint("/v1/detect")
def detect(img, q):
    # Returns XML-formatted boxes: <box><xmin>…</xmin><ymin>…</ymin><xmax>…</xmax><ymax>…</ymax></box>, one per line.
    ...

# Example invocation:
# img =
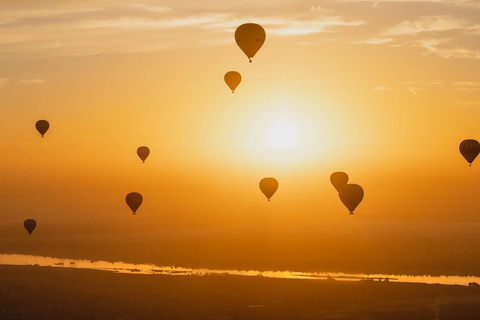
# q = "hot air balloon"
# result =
<box><xmin>137</xmin><ymin>146</ymin><xmax>150</xmax><ymax>163</ymax></box>
<box><xmin>35</xmin><ymin>120</ymin><xmax>49</xmax><ymax>137</ymax></box>
<box><xmin>259</xmin><ymin>177</ymin><xmax>278</xmax><ymax>201</ymax></box>
<box><xmin>459</xmin><ymin>139</ymin><xmax>480</xmax><ymax>166</ymax></box>
<box><xmin>338</xmin><ymin>184</ymin><xmax>364</xmax><ymax>215</ymax></box>
<box><xmin>24</xmin><ymin>219</ymin><xmax>37</xmax><ymax>235</ymax></box>
<box><xmin>330</xmin><ymin>172</ymin><xmax>349</xmax><ymax>193</ymax></box>
<box><xmin>126</xmin><ymin>192</ymin><xmax>143</xmax><ymax>215</ymax></box>
<box><xmin>235</xmin><ymin>23</ymin><xmax>266</xmax><ymax>63</ymax></box>
<box><xmin>224</xmin><ymin>71</ymin><xmax>241</xmax><ymax>93</ymax></box>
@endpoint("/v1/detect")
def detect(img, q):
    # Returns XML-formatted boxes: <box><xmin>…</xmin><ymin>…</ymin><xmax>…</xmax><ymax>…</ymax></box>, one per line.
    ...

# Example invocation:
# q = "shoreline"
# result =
<box><xmin>2</xmin><ymin>264</ymin><xmax>480</xmax><ymax>320</ymax></box>
<box><xmin>2</xmin><ymin>252</ymin><xmax>480</xmax><ymax>286</ymax></box>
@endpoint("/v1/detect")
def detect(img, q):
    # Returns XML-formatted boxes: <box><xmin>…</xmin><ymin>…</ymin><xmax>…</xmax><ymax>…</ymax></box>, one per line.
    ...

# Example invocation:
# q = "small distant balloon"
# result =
<box><xmin>235</xmin><ymin>23</ymin><xmax>266</xmax><ymax>63</ymax></box>
<box><xmin>224</xmin><ymin>71</ymin><xmax>241</xmax><ymax>93</ymax></box>
<box><xmin>137</xmin><ymin>146</ymin><xmax>150</xmax><ymax>163</ymax></box>
<box><xmin>126</xmin><ymin>192</ymin><xmax>143</xmax><ymax>215</ymax></box>
<box><xmin>35</xmin><ymin>120</ymin><xmax>49</xmax><ymax>137</ymax></box>
<box><xmin>338</xmin><ymin>184</ymin><xmax>364</xmax><ymax>215</ymax></box>
<box><xmin>459</xmin><ymin>139</ymin><xmax>480</xmax><ymax>166</ymax></box>
<box><xmin>24</xmin><ymin>219</ymin><xmax>37</xmax><ymax>235</ymax></box>
<box><xmin>330</xmin><ymin>172</ymin><xmax>349</xmax><ymax>193</ymax></box>
<box><xmin>259</xmin><ymin>177</ymin><xmax>278</xmax><ymax>201</ymax></box>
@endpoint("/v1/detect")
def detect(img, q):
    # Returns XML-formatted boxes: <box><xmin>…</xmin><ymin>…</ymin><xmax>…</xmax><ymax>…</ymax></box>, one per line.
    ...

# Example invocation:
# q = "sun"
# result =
<box><xmin>265</xmin><ymin>117</ymin><xmax>300</xmax><ymax>150</ymax></box>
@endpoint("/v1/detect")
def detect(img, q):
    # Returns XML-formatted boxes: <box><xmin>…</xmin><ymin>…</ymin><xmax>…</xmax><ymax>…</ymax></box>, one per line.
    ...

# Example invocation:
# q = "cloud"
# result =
<box><xmin>373</xmin><ymin>86</ymin><xmax>392</xmax><ymax>91</ymax></box>
<box><xmin>310</xmin><ymin>6</ymin><xmax>335</xmax><ymax>15</ymax></box>
<box><xmin>352</xmin><ymin>14</ymin><xmax>480</xmax><ymax>60</ymax></box>
<box><xmin>415</xmin><ymin>38</ymin><xmax>480</xmax><ymax>59</ymax></box>
<box><xmin>17</xmin><ymin>79</ymin><xmax>47</xmax><ymax>84</ymax></box>
<box><xmin>268</xmin><ymin>18</ymin><xmax>365</xmax><ymax>36</ymax></box>
<box><xmin>384</xmin><ymin>16</ymin><xmax>473</xmax><ymax>35</ymax></box>
<box><xmin>0</xmin><ymin>3</ymin><xmax>367</xmax><ymax>56</ymax></box>
<box><xmin>338</xmin><ymin>0</ymin><xmax>480</xmax><ymax>7</ymax></box>
<box><xmin>353</xmin><ymin>37</ymin><xmax>394</xmax><ymax>45</ymax></box>
<box><xmin>0</xmin><ymin>78</ymin><xmax>8</xmax><ymax>87</ymax></box>
<box><xmin>452</xmin><ymin>81</ymin><xmax>480</xmax><ymax>91</ymax></box>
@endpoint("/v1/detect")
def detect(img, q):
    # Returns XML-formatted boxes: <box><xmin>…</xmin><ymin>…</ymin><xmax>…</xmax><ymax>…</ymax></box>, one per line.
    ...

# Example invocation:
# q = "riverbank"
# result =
<box><xmin>3</xmin><ymin>253</ymin><xmax>480</xmax><ymax>286</ymax></box>
<box><xmin>1</xmin><ymin>265</ymin><xmax>480</xmax><ymax>319</ymax></box>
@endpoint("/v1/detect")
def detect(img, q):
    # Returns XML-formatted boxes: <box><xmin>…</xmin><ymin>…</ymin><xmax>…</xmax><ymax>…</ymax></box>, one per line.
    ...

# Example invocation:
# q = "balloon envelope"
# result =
<box><xmin>259</xmin><ymin>177</ymin><xmax>278</xmax><ymax>201</ymax></box>
<box><xmin>35</xmin><ymin>120</ymin><xmax>49</xmax><ymax>137</ymax></box>
<box><xmin>338</xmin><ymin>184</ymin><xmax>364</xmax><ymax>214</ymax></box>
<box><xmin>330</xmin><ymin>172</ymin><xmax>349</xmax><ymax>193</ymax></box>
<box><xmin>235</xmin><ymin>23</ymin><xmax>266</xmax><ymax>62</ymax></box>
<box><xmin>459</xmin><ymin>139</ymin><xmax>480</xmax><ymax>166</ymax></box>
<box><xmin>137</xmin><ymin>146</ymin><xmax>150</xmax><ymax>163</ymax></box>
<box><xmin>224</xmin><ymin>71</ymin><xmax>241</xmax><ymax>93</ymax></box>
<box><xmin>126</xmin><ymin>192</ymin><xmax>143</xmax><ymax>214</ymax></box>
<box><xmin>24</xmin><ymin>219</ymin><xmax>37</xmax><ymax>235</ymax></box>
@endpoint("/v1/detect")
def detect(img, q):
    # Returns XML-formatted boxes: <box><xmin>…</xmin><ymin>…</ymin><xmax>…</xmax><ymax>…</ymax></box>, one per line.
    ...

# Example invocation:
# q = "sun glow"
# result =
<box><xmin>265</xmin><ymin>118</ymin><xmax>300</xmax><ymax>150</ymax></box>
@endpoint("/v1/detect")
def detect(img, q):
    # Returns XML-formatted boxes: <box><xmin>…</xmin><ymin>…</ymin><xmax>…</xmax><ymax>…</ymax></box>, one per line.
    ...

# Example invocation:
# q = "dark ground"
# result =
<box><xmin>1</xmin><ymin>265</ymin><xmax>480</xmax><ymax>319</ymax></box>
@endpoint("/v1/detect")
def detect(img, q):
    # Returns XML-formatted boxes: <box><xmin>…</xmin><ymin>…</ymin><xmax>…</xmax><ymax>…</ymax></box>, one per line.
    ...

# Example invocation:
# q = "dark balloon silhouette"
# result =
<box><xmin>338</xmin><ymin>184</ymin><xmax>364</xmax><ymax>215</ymax></box>
<box><xmin>459</xmin><ymin>139</ymin><xmax>480</xmax><ymax>166</ymax></box>
<box><xmin>235</xmin><ymin>23</ymin><xmax>266</xmax><ymax>62</ymax></box>
<box><xmin>259</xmin><ymin>177</ymin><xmax>278</xmax><ymax>201</ymax></box>
<box><xmin>137</xmin><ymin>146</ymin><xmax>150</xmax><ymax>163</ymax></box>
<box><xmin>126</xmin><ymin>192</ymin><xmax>143</xmax><ymax>215</ymax></box>
<box><xmin>330</xmin><ymin>172</ymin><xmax>349</xmax><ymax>193</ymax></box>
<box><xmin>224</xmin><ymin>71</ymin><xmax>241</xmax><ymax>93</ymax></box>
<box><xmin>24</xmin><ymin>219</ymin><xmax>37</xmax><ymax>235</ymax></box>
<box><xmin>35</xmin><ymin>120</ymin><xmax>49</xmax><ymax>137</ymax></box>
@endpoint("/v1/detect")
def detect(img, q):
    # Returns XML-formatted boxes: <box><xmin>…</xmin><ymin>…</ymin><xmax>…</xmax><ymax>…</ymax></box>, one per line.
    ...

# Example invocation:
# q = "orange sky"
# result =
<box><xmin>1</xmin><ymin>0</ymin><xmax>480</xmax><ymax>257</ymax></box>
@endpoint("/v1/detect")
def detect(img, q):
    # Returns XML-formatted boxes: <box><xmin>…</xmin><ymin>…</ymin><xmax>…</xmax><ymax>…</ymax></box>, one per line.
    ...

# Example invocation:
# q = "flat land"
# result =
<box><xmin>1</xmin><ymin>265</ymin><xmax>480</xmax><ymax>319</ymax></box>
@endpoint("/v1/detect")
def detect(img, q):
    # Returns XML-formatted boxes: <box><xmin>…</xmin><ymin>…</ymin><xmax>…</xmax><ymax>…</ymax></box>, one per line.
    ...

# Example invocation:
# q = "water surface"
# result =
<box><xmin>1</xmin><ymin>253</ymin><xmax>479</xmax><ymax>286</ymax></box>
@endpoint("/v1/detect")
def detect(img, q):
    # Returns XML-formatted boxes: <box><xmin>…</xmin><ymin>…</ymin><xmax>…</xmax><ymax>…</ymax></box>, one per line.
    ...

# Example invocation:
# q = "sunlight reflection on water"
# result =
<box><xmin>1</xmin><ymin>253</ymin><xmax>479</xmax><ymax>286</ymax></box>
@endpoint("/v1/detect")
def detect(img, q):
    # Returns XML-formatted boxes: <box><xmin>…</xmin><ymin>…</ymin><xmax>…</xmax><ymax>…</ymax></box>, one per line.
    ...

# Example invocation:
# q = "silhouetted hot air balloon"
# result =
<box><xmin>235</xmin><ymin>23</ymin><xmax>266</xmax><ymax>62</ymax></box>
<box><xmin>24</xmin><ymin>219</ymin><xmax>37</xmax><ymax>235</ymax></box>
<box><xmin>330</xmin><ymin>172</ymin><xmax>349</xmax><ymax>193</ymax></box>
<box><xmin>35</xmin><ymin>120</ymin><xmax>49</xmax><ymax>137</ymax></box>
<box><xmin>224</xmin><ymin>71</ymin><xmax>241</xmax><ymax>93</ymax></box>
<box><xmin>338</xmin><ymin>184</ymin><xmax>364</xmax><ymax>215</ymax></box>
<box><xmin>259</xmin><ymin>177</ymin><xmax>278</xmax><ymax>201</ymax></box>
<box><xmin>137</xmin><ymin>146</ymin><xmax>150</xmax><ymax>163</ymax></box>
<box><xmin>459</xmin><ymin>139</ymin><xmax>480</xmax><ymax>166</ymax></box>
<box><xmin>126</xmin><ymin>192</ymin><xmax>143</xmax><ymax>215</ymax></box>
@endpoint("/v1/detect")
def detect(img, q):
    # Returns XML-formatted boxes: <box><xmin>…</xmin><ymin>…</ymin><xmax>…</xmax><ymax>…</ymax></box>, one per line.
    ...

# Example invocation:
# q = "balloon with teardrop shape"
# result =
<box><xmin>459</xmin><ymin>139</ymin><xmax>480</xmax><ymax>166</ymax></box>
<box><xmin>35</xmin><ymin>120</ymin><xmax>49</xmax><ymax>137</ymax></box>
<box><xmin>338</xmin><ymin>184</ymin><xmax>364</xmax><ymax>215</ymax></box>
<box><xmin>24</xmin><ymin>219</ymin><xmax>37</xmax><ymax>235</ymax></box>
<box><xmin>235</xmin><ymin>23</ymin><xmax>266</xmax><ymax>63</ymax></box>
<box><xmin>330</xmin><ymin>172</ymin><xmax>349</xmax><ymax>193</ymax></box>
<box><xmin>259</xmin><ymin>177</ymin><xmax>278</xmax><ymax>201</ymax></box>
<box><xmin>137</xmin><ymin>146</ymin><xmax>150</xmax><ymax>163</ymax></box>
<box><xmin>224</xmin><ymin>71</ymin><xmax>241</xmax><ymax>93</ymax></box>
<box><xmin>126</xmin><ymin>192</ymin><xmax>143</xmax><ymax>215</ymax></box>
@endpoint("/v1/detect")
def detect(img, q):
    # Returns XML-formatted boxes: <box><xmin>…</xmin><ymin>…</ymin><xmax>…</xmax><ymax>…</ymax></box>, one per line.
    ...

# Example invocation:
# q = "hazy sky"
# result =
<box><xmin>1</xmin><ymin>0</ymin><xmax>480</xmax><ymax>246</ymax></box>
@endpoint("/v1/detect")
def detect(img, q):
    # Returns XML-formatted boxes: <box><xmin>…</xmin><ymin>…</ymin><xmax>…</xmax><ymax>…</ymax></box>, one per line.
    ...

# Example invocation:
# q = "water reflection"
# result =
<box><xmin>1</xmin><ymin>253</ymin><xmax>479</xmax><ymax>286</ymax></box>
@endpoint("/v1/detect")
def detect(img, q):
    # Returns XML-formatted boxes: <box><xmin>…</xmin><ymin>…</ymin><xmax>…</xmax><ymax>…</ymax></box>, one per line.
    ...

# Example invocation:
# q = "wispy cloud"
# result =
<box><xmin>17</xmin><ymin>79</ymin><xmax>47</xmax><ymax>85</ymax></box>
<box><xmin>0</xmin><ymin>78</ymin><xmax>8</xmax><ymax>87</ymax></box>
<box><xmin>452</xmin><ymin>81</ymin><xmax>480</xmax><ymax>91</ymax></box>
<box><xmin>353</xmin><ymin>37</ymin><xmax>394</xmax><ymax>45</ymax></box>
<box><xmin>384</xmin><ymin>16</ymin><xmax>474</xmax><ymax>35</ymax></box>
<box><xmin>373</xmin><ymin>86</ymin><xmax>392</xmax><ymax>91</ymax></box>
<box><xmin>338</xmin><ymin>0</ymin><xmax>480</xmax><ymax>7</ymax></box>
<box><xmin>0</xmin><ymin>3</ymin><xmax>366</xmax><ymax>56</ymax></box>
<box><xmin>415</xmin><ymin>38</ymin><xmax>480</xmax><ymax>59</ymax></box>
<box><xmin>268</xmin><ymin>18</ymin><xmax>365</xmax><ymax>36</ymax></box>
<box><xmin>352</xmin><ymin>14</ymin><xmax>480</xmax><ymax>60</ymax></box>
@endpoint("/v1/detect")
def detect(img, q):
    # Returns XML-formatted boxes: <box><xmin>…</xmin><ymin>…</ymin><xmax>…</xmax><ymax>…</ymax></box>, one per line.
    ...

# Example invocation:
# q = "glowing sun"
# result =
<box><xmin>265</xmin><ymin>118</ymin><xmax>300</xmax><ymax>150</ymax></box>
